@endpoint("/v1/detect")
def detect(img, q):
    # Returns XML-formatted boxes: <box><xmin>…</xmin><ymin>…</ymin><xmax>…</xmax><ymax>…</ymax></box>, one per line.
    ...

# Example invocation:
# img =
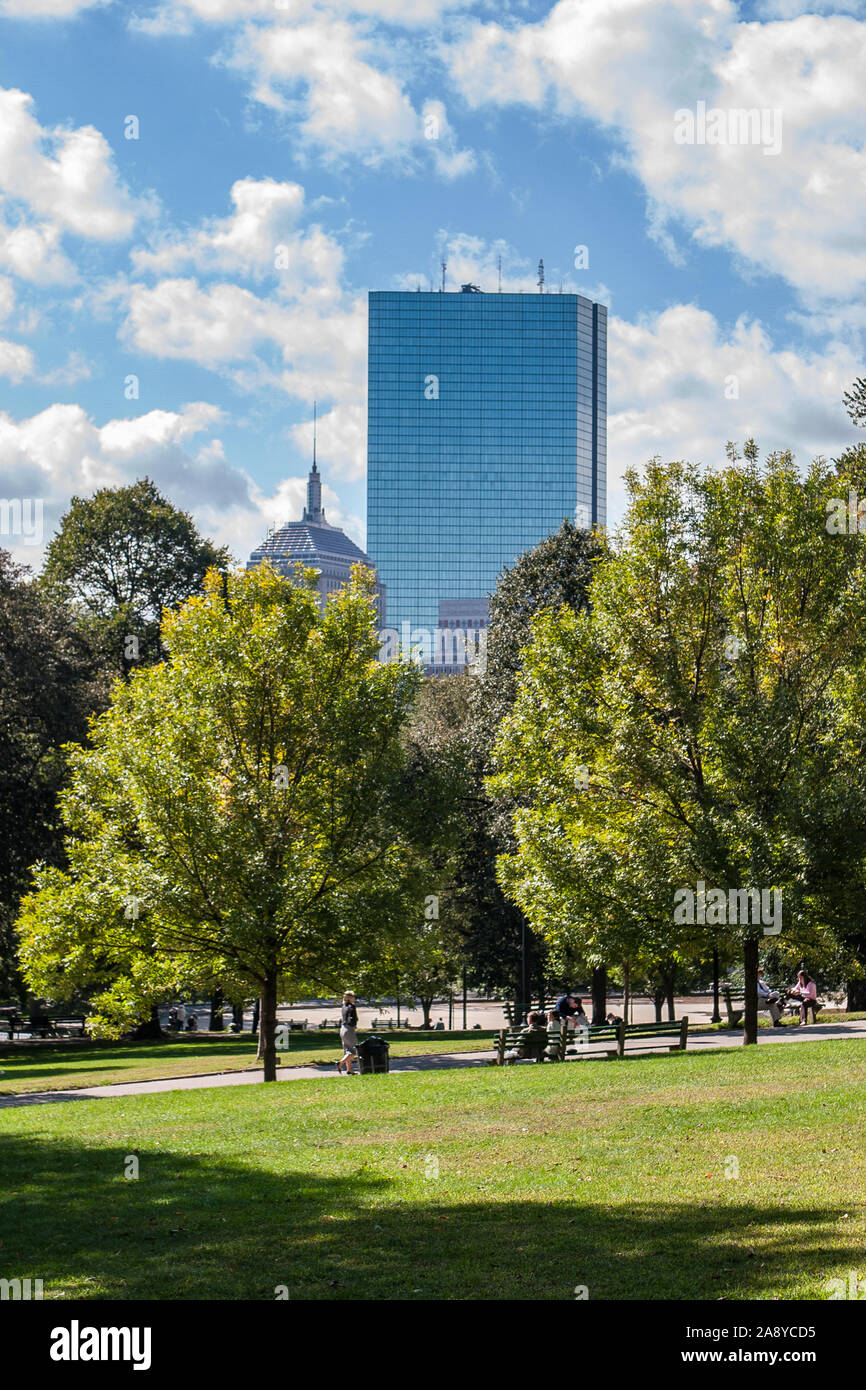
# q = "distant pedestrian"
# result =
<box><xmin>338</xmin><ymin>991</ymin><xmax>358</xmax><ymax>1075</ymax></box>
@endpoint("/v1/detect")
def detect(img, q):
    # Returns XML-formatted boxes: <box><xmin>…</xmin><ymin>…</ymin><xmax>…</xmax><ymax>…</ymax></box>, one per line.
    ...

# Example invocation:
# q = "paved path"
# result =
<box><xmin>2</xmin><ymin>1020</ymin><xmax>865</xmax><ymax>1109</ymax></box>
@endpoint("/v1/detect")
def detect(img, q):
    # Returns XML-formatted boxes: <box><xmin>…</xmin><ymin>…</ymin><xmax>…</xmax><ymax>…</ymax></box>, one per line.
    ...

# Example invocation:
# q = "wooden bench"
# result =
<box><xmin>1</xmin><ymin>1013</ymin><xmax>87</xmax><ymax>1038</ymax></box>
<box><xmin>722</xmin><ymin>986</ymin><xmax>822</xmax><ymax>1027</ymax></box>
<box><xmin>550</xmin><ymin>1017</ymin><xmax>689</xmax><ymax>1060</ymax></box>
<box><xmin>492</xmin><ymin>1026</ymin><xmax>558</xmax><ymax>1065</ymax></box>
<box><xmin>721</xmin><ymin>987</ymin><xmax>747</xmax><ymax>1027</ymax></box>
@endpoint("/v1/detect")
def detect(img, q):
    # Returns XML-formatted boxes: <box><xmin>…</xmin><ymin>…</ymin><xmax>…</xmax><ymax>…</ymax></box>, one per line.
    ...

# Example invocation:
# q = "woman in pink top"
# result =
<box><xmin>789</xmin><ymin>970</ymin><xmax>818</xmax><ymax>1024</ymax></box>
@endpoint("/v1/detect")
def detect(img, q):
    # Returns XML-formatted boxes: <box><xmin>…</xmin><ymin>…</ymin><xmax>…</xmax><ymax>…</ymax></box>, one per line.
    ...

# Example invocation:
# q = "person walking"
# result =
<box><xmin>338</xmin><ymin>991</ymin><xmax>359</xmax><ymax>1075</ymax></box>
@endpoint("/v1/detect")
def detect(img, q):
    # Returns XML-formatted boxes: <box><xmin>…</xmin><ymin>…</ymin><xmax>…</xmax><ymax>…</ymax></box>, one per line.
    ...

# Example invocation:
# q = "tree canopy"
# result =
<box><xmin>17</xmin><ymin>562</ymin><xmax>458</xmax><ymax>1077</ymax></box>
<box><xmin>491</xmin><ymin>449</ymin><xmax>866</xmax><ymax>1040</ymax></box>
<box><xmin>40</xmin><ymin>477</ymin><xmax>230</xmax><ymax>674</ymax></box>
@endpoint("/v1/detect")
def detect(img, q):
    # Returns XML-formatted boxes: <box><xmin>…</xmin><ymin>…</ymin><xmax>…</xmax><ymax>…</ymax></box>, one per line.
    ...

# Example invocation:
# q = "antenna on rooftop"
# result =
<box><xmin>497</xmin><ymin>253</ymin><xmax>502</xmax><ymax>293</ymax></box>
<box><xmin>441</xmin><ymin>259</ymin><xmax>447</xmax><ymax>293</ymax></box>
<box><xmin>537</xmin><ymin>258</ymin><xmax>545</xmax><ymax>293</ymax></box>
<box><xmin>312</xmin><ymin>400</ymin><xmax>317</xmax><ymax>470</ymax></box>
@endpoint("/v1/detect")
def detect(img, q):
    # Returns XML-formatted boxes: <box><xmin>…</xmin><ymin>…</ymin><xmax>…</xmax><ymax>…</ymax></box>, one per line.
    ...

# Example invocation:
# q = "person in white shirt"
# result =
<box><xmin>757</xmin><ymin>968</ymin><xmax>783</xmax><ymax>1026</ymax></box>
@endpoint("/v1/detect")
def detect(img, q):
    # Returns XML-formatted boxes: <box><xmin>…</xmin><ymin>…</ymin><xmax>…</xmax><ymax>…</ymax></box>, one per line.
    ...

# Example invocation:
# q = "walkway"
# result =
<box><xmin>2</xmin><ymin>1019</ymin><xmax>865</xmax><ymax>1109</ymax></box>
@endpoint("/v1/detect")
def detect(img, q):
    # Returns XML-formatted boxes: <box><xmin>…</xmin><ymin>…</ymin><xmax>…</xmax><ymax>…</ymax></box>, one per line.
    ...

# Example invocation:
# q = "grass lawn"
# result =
<box><xmin>1</xmin><ymin>1038</ymin><xmax>864</xmax><ymax>1301</ymax></box>
<box><xmin>0</xmin><ymin>1031</ymin><xmax>495</xmax><ymax>1094</ymax></box>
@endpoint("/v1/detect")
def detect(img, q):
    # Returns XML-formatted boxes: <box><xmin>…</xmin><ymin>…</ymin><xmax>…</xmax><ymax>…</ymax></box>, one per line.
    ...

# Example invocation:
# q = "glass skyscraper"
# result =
<box><xmin>366</xmin><ymin>287</ymin><xmax>607</xmax><ymax>638</ymax></box>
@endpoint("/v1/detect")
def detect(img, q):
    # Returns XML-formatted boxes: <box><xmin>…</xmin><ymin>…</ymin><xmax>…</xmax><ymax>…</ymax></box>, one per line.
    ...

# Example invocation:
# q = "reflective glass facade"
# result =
<box><xmin>366</xmin><ymin>289</ymin><xmax>607</xmax><ymax>636</ymax></box>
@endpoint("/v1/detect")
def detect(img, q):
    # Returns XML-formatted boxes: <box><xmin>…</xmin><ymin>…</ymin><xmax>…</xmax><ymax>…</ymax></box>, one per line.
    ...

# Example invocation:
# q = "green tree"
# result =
<box><xmin>452</xmin><ymin>521</ymin><xmax>605</xmax><ymax>1012</ymax></box>
<box><xmin>0</xmin><ymin>551</ymin><xmax>105</xmax><ymax>1003</ymax></box>
<box><xmin>842</xmin><ymin>377</ymin><xmax>866</xmax><ymax>429</ymax></box>
<box><xmin>17</xmin><ymin>563</ymin><xmax>452</xmax><ymax>1079</ymax></box>
<box><xmin>40</xmin><ymin>477</ymin><xmax>230</xmax><ymax>675</ymax></box>
<box><xmin>491</xmin><ymin>449</ymin><xmax>866</xmax><ymax>1043</ymax></box>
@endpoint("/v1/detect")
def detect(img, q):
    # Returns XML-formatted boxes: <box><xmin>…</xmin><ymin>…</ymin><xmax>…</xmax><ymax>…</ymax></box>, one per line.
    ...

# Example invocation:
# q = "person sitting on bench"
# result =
<box><xmin>757</xmin><ymin>968</ymin><xmax>783</xmax><ymax>1026</ymax></box>
<box><xmin>788</xmin><ymin>970</ymin><xmax>819</xmax><ymax>1024</ymax></box>
<box><xmin>551</xmin><ymin>993</ymin><xmax>585</xmax><ymax>1031</ymax></box>
<box><xmin>505</xmin><ymin>1012</ymin><xmax>550</xmax><ymax>1063</ymax></box>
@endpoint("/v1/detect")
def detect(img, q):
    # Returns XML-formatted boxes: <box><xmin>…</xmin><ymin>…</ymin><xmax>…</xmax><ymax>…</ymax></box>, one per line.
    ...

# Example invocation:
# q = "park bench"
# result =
<box><xmin>549</xmin><ymin>1016</ymin><xmax>689</xmax><ymax>1060</ymax></box>
<box><xmin>722</xmin><ymin>985</ymin><xmax>823</xmax><ymax>1027</ymax></box>
<box><xmin>0</xmin><ymin>1012</ymin><xmax>87</xmax><ymax>1039</ymax></box>
<box><xmin>492</xmin><ymin>1025</ymin><xmax>557</xmax><ymax>1065</ymax></box>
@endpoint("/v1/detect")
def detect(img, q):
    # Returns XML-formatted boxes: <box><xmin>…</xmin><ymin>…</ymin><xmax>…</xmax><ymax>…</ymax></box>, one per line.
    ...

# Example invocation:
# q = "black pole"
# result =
<box><xmin>462</xmin><ymin>969</ymin><xmax>467</xmax><ymax>1030</ymax></box>
<box><xmin>448</xmin><ymin>991</ymin><xmax>453</xmax><ymax>1029</ymax></box>
<box><xmin>711</xmin><ymin>949</ymin><xmax>721</xmax><ymax>1023</ymax></box>
<box><xmin>395</xmin><ymin>972</ymin><xmax>400</xmax><ymax>1028</ymax></box>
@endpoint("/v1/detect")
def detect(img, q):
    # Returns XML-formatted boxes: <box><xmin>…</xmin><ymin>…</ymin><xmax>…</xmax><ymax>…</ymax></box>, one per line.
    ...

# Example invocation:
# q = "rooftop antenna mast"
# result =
<box><xmin>537</xmin><ymin>258</ymin><xmax>545</xmax><ymax>293</ymax></box>
<box><xmin>441</xmin><ymin>258</ymin><xmax>447</xmax><ymax>293</ymax></box>
<box><xmin>312</xmin><ymin>400</ymin><xmax>317</xmax><ymax>469</ymax></box>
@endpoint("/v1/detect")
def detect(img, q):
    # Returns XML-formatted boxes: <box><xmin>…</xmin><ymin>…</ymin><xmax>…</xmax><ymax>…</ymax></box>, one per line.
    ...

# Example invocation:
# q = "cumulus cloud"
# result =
<box><xmin>445</xmin><ymin>0</ymin><xmax>866</xmax><ymax>302</ymax></box>
<box><xmin>133</xmin><ymin>0</ymin><xmax>463</xmax><ymax>32</ymax></box>
<box><xmin>606</xmin><ymin>303</ymin><xmax>863</xmax><ymax>523</ymax></box>
<box><xmin>229</xmin><ymin>16</ymin><xmax>419</xmax><ymax>162</ymax></box>
<box><xmin>0</xmin><ymin>398</ymin><xmax>365</xmax><ymax>570</ymax></box>
<box><xmin>131</xmin><ymin>176</ymin><xmax>342</xmax><ymax>287</ymax></box>
<box><xmin>0</xmin><ymin>0</ymin><xmax>108</xmax><ymax>15</ymax></box>
<box><xmin>122</xmin><ymin>177</ymin><xmax>367</xmax><ymax>474</ymax></box>
<box><xmin>0</xmin><ymin>87</ymin><xmax>144</xmax><ymax>285</ymax></box>
<box><xmin>0</xmin><ymin>337</ymin><xmax>34</xmax><ymax>382</ymax></box>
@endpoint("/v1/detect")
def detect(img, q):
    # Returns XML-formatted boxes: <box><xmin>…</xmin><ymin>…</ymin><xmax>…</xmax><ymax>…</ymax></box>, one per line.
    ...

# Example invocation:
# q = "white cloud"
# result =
<box><xmin>0</xmin><ymin>217</ymin><xmax>75</xmax><ymax>283</ymax></box>
<box><xmin>0</xmin><ymin>87</ymin><xmax>139</xmax><ymax>239</ymax></box>
<box><xmin>420</xmin><ymin>100</ymin><xmax>477</xmax><ymax>180</ymax></box>
<box><xmin>290</xmin><ymin>400</ymin><xmax>367</xmax><ymax>482</ymax></box>
<box><xmin>396</xmin><ymin>230</ymin><xmax>610</xmax><ymax>300</ymax></box>
<box><xmin>0</xmin><ymin>397</ymin><xmax>366</xmax><ymax>570</ymax></box>
<box><xmin>606</xmin><ymin>303</ymin><xmax>862</xmax><ymax>523</ymax></box>
<box><xmin>0</xmin><ymin>277</ymin><xmax>14</xmax><ymax>324</ymax></box>
<box><xmin>446</xmin><ymin>0</ymin><xmax>866</xmax><ymax>302</ymax></box>
<box><xmin>131</xmin><ymin>176</ymin><xmax>342</xmax><ymax>287</ymax></box>
<box><xmin>133</xmin><ymin>0</ymin><xmax>463</xmax><ymax>30</ymax></box>
<box><xmin>0</xmin><ymin>87</ymin><xmax>144</xmax><ymax>286</ymax></box>
<box><xmin>0</xmin><ymin>0</ymin><xmax>109</xmax><ymax>15</ymax></box>
<box><xmin>123</xmin><ymin>178</ymin><xmax>367</xmax><ymax>468</ymax></box>
<box><xmin>231</xmin><ymin>16</ymin><xmax>419</xmax><ymax>162</ymax></box>
<box><xmin>0</xmin><ymin>337</ymin><xmax>34</xmax><ymax>381</ymax></box>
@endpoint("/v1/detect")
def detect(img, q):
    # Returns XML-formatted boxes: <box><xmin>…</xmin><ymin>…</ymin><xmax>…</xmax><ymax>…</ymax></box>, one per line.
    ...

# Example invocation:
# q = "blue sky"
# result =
<box><xmin>0</xmin><ymin>0</ymin><xmax>863</xmax><ymax>568</ymax></box>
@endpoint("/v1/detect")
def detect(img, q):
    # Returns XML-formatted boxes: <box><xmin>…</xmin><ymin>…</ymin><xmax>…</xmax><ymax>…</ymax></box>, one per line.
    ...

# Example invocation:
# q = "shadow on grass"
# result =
<box><xmin>0</xmin><ymin>1039</ymin><xmax>260</xmax><ymax>1086</ymax></box>
<box><xmin>0</xmin><ymin>1132</ymin><xmax>852</xmax><ymax>1301</ymax></box>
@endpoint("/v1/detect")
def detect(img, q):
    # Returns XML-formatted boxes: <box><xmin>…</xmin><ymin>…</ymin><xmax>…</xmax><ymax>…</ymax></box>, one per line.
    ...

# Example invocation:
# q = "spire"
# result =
<box><xmin>302</xmin><ymin>402</ymin><xmax>324</xmax><ymax>524</ymax></box>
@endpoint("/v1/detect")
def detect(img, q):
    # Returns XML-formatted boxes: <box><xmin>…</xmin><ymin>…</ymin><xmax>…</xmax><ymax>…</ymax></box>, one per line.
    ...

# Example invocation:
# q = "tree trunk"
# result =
<box><xmin>623</xmin><ymin>960</ymin><xmax>631</xmax><ymax>1025</ymax></box>
<box><xmin>231</xmin><ymin>998</ymin><xmax>246</xmax><ymax>1032</ymax></box>
<box><xmin>846</xmin><ymin>970</ymin><xmax>866</xmax><ymax>1012</ymax></box>
<box><xmin>663</xmin><ymin>971</ymin><xmax>676</xmax><ymax>1022</ymax></box>
<box><xmin>129</xmin><ymin>1003</ymin><xmax>164</xmax><ymax>1041</ymax></box>
<box><xmin>261</xmin><ymin>976</ymin><xmax>278</xmax><ymax>1082</ymax></box>
<box><xmin>591</xmin><ymin>965</ymin><xmax>607</xmax><ymax>1024</ymax></box>
<box><xmin>743</xmin><ymin>938</ymin><xmax>759</xmax><ymax>1045</ymax></box>
<box><xmin>210</xmin><ymin>987</ymin><xmax>224</xmax><ymax>1031</ymax></box>
<box><xmin>653</xmin><ymin>988</ymin><xmax>664</xmax><ymax>1022</ymax></box>
<box><xmin>420</xmin><ymin>997</ymin><xmax>433</xmax><ymax>1028</ymax></box>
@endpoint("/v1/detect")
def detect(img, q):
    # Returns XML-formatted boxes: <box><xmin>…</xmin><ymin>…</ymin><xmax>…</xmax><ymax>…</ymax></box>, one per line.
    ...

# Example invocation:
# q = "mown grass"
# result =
<box><xmin>1</xmin><ymin>1039</ymin><xmax>864</xmax><ymax>1301</ymax></box>
<box><xmin>0</xmin><ymin>1031</ymin><xmax>495</xmax><ymax>1094</ymax></box>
